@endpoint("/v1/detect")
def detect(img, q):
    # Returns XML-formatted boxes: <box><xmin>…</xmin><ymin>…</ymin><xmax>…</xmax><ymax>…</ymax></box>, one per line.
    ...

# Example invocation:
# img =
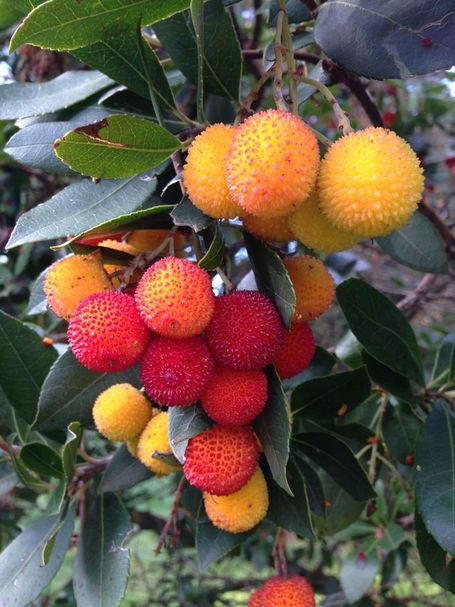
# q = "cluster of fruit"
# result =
<box><xmin>248</xmin><ymin>575</ymin><xmax>315</xmax><ymax>606</ymax></box>
<box><xmin>183</xmin><ymin>109</ymin><xmax>424</xmax><ymax>248</ymax></box>
<box><xmin>43</xmin><ymin>247</ymin><xmax>334</xmax><ymax>534</ymax></box>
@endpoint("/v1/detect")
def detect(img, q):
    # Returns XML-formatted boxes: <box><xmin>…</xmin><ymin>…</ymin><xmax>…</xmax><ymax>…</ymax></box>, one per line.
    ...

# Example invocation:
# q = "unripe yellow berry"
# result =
<box><xmin>243</xmin><ymin>213</ymin><xmax>295</xmax><ymax>243</ymax></box>
<box><xmin>318</xmin><ymin>127</ymin><xmax>424</xmax><ymax>238</ymax></box>
<box><xmin>93</xmin><ymin>384</ymin><xmax>153</xmax><ymax>442</ymax></box>
<box><xmin>137</xmin><ymin>412</ymin><xmax>181</xmax><ymax>476</ymax></box>
<box><xmin>203</xmin><ymin>468</ymin><xmax>269</xmax><ymax>533</ymax></box>
<box><xmin>127</xmin><ymin>229</ymin><xmax>187</xmax><ymax>256</ymax></box>
<box><xmin>98</xmin><ymin>239</ymin><xmax>140</xmax><ymax>288</ymax></box>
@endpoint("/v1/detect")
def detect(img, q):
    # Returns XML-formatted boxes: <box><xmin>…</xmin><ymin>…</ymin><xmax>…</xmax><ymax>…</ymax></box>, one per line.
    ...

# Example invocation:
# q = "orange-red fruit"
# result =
<box><xmin>183</xmin><ymin>425</ymin><xmax>259</xmax><ymax>495</ymax></box>
<box><xmin>258</xmin><ymin>575</ymin><xmax>316</xmax><ymax>607</ymax></box>
<box><xmin>135</xmin><ymin>257</ymin><xmax>215</xmax><ymax>338</ymax></box>
<box><xmin>201</xmin><ymin>367</ymin><xmax>268</xmax><ymax>426</ymax></box>
<box><xmin>68</xmin><ymin>291</ymin><xmax>150</xmax><ymax>372</ymax></box>
<box><xmin>225</xmin><ymin>109</ymin><xmax>319</xmax><ymax>218</ymax></box>
<box><xmin>140</xmin><ymin>335</ymin><xmax>214</xmax><ymax>406</ymax></box>
<box><xmin>248</xmin><ymin>588</ymin><xmax>264</xmax><ymax>607</ymax></box>
<box><xmin>273</xmin><ymin>322</ymin><xmax>315</xmax><ymax>379</ymax></box>
<box><xmin>204</xmin><ymin>291</ymin><xmax>285</xmax><ymax>370</ymax></box>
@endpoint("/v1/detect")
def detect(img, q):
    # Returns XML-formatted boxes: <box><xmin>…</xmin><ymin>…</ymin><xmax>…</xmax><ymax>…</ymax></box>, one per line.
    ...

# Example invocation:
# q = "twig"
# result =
<box><xmin>397</xmin><ymin>273</ymin><xmax>438</xmax><ymax>316</ymax></box>
<box><xmin>278</xmin><ymin>0</ymin><xmax>298</xmax><ymax>114</ymax></box>
<box><xmin>368</xmin><ymin>393</ymin><xmax>388</xmax><ymax>483</ymax></box>
<box><xmin>272</xmin><ymin>528</ymin><xmax>288</xmax><ymax>576</ymax></box>
<box><xmin>155</xmin><ymin>476</ymin><xmax>187</xmax><ymax>554</ymax></box>
<box><xmin>273</xmin><ymin>11</ymin><xmax>288</xmax><ymax>112</ymax></box>
<box><xmin>239</xmin><ymin>64</ymin><xmax>275</xmax><ymax>120</ymax></box>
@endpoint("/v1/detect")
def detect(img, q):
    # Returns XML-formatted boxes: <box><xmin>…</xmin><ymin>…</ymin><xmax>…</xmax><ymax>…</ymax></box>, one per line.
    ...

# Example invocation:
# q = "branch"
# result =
<box><xmin>397</xmin><ymin>273</ymin><xmax>438</xmax><ymax>317</ymax></box>
<box><xmin>155</xmin><ymin>475</ymin><xmax>187</xmax><ymax>554</ymax></box>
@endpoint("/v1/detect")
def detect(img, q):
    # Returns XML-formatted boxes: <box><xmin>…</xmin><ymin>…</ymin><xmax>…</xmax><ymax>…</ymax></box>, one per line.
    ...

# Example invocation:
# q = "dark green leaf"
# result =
<box><xmin>10</xmin><ymin>0</ymin><xmax>192</xmax><ymax>51</ymax></box>
<box><xmin>416</xmin><ymin>401</ymin><xmax>455</xmax><ymax>555</ymax></box>
<box><xmin>383</xmin><ymin>402</ymin><xmax>423</xmax><ymax>464</ymax></box>
<box><xmin>74</xmin><ymin>493</ymin><xmax>132</xmax><ymax>607</ymax></box>
<box><xmin>415</xmin><ymin>509</ymin><xmax>455</xmax><ymax>592</ymax></box>
<box><xmin>362</xmin><ymin>351</ymin><xmax>415</xmax><ymax>403</ymax></box>
<box><xmin>199</xmin><ymin>223</ymin><xmax>225</xmax><ymax>270</ymax></box>
<box><xmin>0</xmin><ymin>508</ymin><xmax>75</xmax><ymax>605</ymax></box>
<box><xmin>9</xmin><ymin>443</ymin><xmax>50</xmax><ymax>492</ymax></box>
<box><xmin>293</xmin><ymin>432</ymin><xmax>375</xmax><ymax>501</ymax></box>
<box><xmin>168</xmin><ymin>403</ymin><xmax>212</xmax><ymax>463</ymax></box>
<box><xmin>6</xmin><ymin>175</ymin><xmax>158</xmax><ymax>249</ymax></box>
<box><xmin>0</xmin><ymin>71</ymin><xmax>112</xmax><ymax>120</ymax></box>
<box><xmin>99</xmin><ymin>444</ymin><xmax>151</xmax><ymax>494</ymax></box>
<box><xmin>314</xmin><ymin>0</ymin><xmax>455</xmax><ymax>79</ymax></box>
<box><xmin>269</xmin><ymin>0</ymin><xmax>311</xmax><ymax>25</ymax></box>
<box><xmin>25</xmin><ymin>268</ymin><xmax>48</xmax><ymax>316</ymax></box>
<box><xmin>253</xmin><ymin>367</ymin><xmax>292</xmax><ymax>495</ymax></box>
<box><xmin>155</xmin><ymin>0</ymin><xmax>242</xmax><ymax>100</ymax></box>
<box><xmin>377</xmin><ymin>212</ymin><xmax>448</xmax><ymax>274</ymax></box>
<box><xmin>315</xmin><ymin>471</ymin><xmax>366</xmax><ymax>534</ymax></box>
<box><xmin>0</xmin><ymin>1</ymin><xmax>22</xmax><ymax>28</ymax></box>
<box><xmin>34</xmin><ymin>350</ymin><xmax>141</xmax><ymax>432</ymax></box>
<box><xmin>21</xmin><ymin>442</ymin><xmax>64</xmax><ymax>478</ymax></box>
<box><xmin>171</xmin><ymin>196</ymin><xmax>212</xmax><ymax>232</ymax></box>
<box><xmin>0</xmin><ymin>311</ymin><xmax>58</xmax><ymax>424</ymax></box>
<box><xmin>337</xmin><ymin>278</ymin><xmax>424</xmax><ymax>385</ymax></box>
<box><xmin>0</xmin><ymin>462</ymin><xmax>17</xmax><ymax>496</ymax></box>
<box><xmin>432</xmin><ymin>331</ymin><xmax>455</xmax><ymax>388</ymax></box>
<box><xmin>244</xmin><ymin>233</ymin><xmax>296</xmax><ymax>328</ymax></box>
<box><xmin>282</xmin><ymin>346</ymin><xmax>336</xmax><ymax>391</ymax></box>
<box><xmin>54</xmin><ymin>115</ymin><xmax>181</xmax><ymax>179</ymax></box>
<box><xmin>46</xmin><ymin>479</ymin><xmax>67</xmax><ymax>516</ymax></box>
<box><xmin>9</xmin><ymin>0</ymin><xmax>45</xmax><ymax>12</ymax></box>
<box><xmin>340</xmin><ymin>550</ymin><xmax>380</xmax><ymax>603</ymax></box>
<box><xmin>62</xmin><ymin>422</ymin><xmax>82</xmax><ymax>482</ymax></box>
<box><xmin>291</xmin><ymin>367</ymin><xmax>371</xmax><ymax>419</ymax></box>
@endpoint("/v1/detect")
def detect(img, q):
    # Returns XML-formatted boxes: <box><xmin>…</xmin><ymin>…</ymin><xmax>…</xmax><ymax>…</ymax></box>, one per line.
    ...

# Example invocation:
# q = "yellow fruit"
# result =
<box><xmin>283</xmin><ymin>255</ymin><xmax>335</xmax><ymax>322</ymax></box>
<box><xmin>99</xmin><ymin>239</ymin><xmax>140</xmax><ymax>288</ymax></box>
<box><xmin>183</xmin><ymin>124</ymin><xmax>243</xmax><ymax>219</ymax></box>
<box><xmin>288</xmin><ymin>190</ymin><xmax>360</xmax><ymax>253</ymax></box>
<box><xmin>137</xmin><ymin>412</ymin><xmax>181</xmax><ymax>476</ymax></box>
<box><xmin>126</xmin><ymin>435</ymin><xmax>140</xmax><ymax>457</ymax></box>
<box><xmin>203</xmin><ymin>468</ymin><xmax>269</xmax><ymax>533</ymax></box>
<box><xmin>225</xmin><ymin>109</ymin><xmax>319</xmax><ymax>218</ymax></box>
<box><xmin>318</xmin><ymin>127</ymin><xmax>424</xmax><ymax>238</ymax></box>
<box><xmin>243</xmin><ymin>213</ymin><xmax>295</xmax><ymax>243</ymax></box>
<box><xmin>93</xmin><ymin>384</ymin><xmax>153</xmax><ymax>442</ymax></box>
<box><xmin>44</xmin><ymin>253</ymin><xmax>113</xmax><ymax>319</ymax></box>
<box><xmin>127</xmin><ymin>229</ymin><xmax>187</xmax><ymax>256</ymax></box>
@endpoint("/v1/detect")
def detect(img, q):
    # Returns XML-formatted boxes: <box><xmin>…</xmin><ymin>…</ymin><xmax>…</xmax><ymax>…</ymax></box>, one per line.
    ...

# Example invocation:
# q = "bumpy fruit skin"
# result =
<box><xmin>318</xmin><ymin>127</ymin><xmax>424</xmax><ymax>238</ymax></box>
<box><xmin>243</xmin><ymin>213</ymin><xmax>295</xmax><ymax>243</ymax></box>
<box><xmin>93</xmin><ymin>383</ymin><xmax>153</xmax><ymax>441</ymax></box>
<box><xmin>127</xmin><ymin>229</ymin><xmax>186</xmax><ymax>256</ymax></box>
<box><xmin>288</xmin><ymin>191</ymin><xmax>360</xmax><ymax>253</ymax></box>
<box><xmin>44</xmin><ymin>254</ymin><xmax>112</xmax><ymax>319</ymax></box>
<box><xmin>68</xmin><ymin>291</ymin><xmax>151</xmax><ymax>372</ymax></box>
<box><xmin>137</xmin><ymin>412</ymin><xmax>181</xmax><ymax>476</ymax></box>
<box><xmin>260</xmin><ymin>575</ymin><xmax>316</xmax><ymax>607</ymax></box>
<box><xmin>225</xmin><ymin>109</ymin><xmax>319</xmax><ymax>218</ymax></box>
<box><xmin>204</xmin><ymin>468</ymin><xmax>269</xmax><ymax>533</ymax></box>
<box><xmin>140</xmin><ymin>335</ymin><xmax>214</xmax><ymax>406</ymax></box>
<box><xmin>248</xmin><ymin>588</ymin><xmax>264</xmax><ymax>607</ymax></box>
<box><xmin>201</xmin><ymin>367</ymin><xmax>268</xmax><ymax>426</ymax></box>
<box><xmin>283</xmin><ymin>255</ymin><xmax>335</xmax><ymax>322</ymax></box>
<box><xmin>135</xmin><ymin>257</ymin><xmax>215</xmax><ymax>338</ymax></box>
<box><xmin>183</xmin><ymin>425</ymin><xmax>259</xmax><ymax>495</ymax></box>
<box><xmin>204</xmin><ymin>291</ymin><xmax>285</xmax><ymax>370</ymax></box>
<box><xmin>183</xmin><ymin>124</ymin><xmax>243</xmax><ymax>219</ymax></box>
<box><xmin>274</xmin><ymin>322</ymin><xmax>315</xmax><ymax>379</ymax></box>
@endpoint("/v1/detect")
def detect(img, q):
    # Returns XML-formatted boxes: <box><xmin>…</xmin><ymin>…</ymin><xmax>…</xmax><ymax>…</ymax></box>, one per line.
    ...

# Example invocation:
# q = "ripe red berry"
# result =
<box><xmin>68</xmin><ymin>291</ymin><xmax>150</xmax><ymax>372</ymax></box>
<box><xmin>273</xmin><ymin>322</ymin><xmax>315</xmax><ymax>379</ymax></box>
<box><xmin>259</xmin><ymin>575</ymin><xmax>316</xmax><ymax>607</ymax></box>
<box><xmin>140</xmin><ymin>335</ymin><xmax>214</xmax><ymax>406</ymax></box>
<box><xmin>201</xmin><ymin>366</ymin><xmax>268</xmax><ymax>426</ymax></box>
<box><xmin>204</xmin><ymin>290</ymin><xmax>285</xmax><ymax>370</ymax></box>
<box><xmin>183</xmin><ymin>425</ymin><xmax>260</xmax><ymax>495</ymax></box>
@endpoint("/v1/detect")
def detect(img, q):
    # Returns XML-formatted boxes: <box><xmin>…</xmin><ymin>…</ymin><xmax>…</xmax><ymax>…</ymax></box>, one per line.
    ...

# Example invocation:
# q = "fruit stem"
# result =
<box><xmin>367</xmin><ymin>393</ymin><xmax>388</xmax><ymax>483</ymax></box>
<box><xmin>307</xmin><ymin>124</ymin><xmax>332</xmax><ymax>148</ymax></box>
<box><xmin>273</xmin><ymin>11</ymin><xmax>289</xmax><ymax>112</ymax></box>
<box><xmin>277</xmin><ymin>0</ymin><xmax>299</xmax><ymax>115</ymax></box>
<box><xmin>155</xmin><ymin>475</ymin><xmax>187</xmax><ymax>554</ymax></box>
<box><xmin>238</xmin><ymin>64</ymin><xmax>276</xmax><ymax>122</ymax></box>
<box><xmin>272</xmin><ymin>527</ymin><xmax>288</xmax><ymax>576</ymax></box>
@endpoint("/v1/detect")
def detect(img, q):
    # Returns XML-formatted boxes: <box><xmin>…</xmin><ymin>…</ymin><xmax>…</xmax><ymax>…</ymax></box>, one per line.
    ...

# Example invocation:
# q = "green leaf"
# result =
<box><xmin>293</xmin><ymin>432</ymin><xmax>375</xmax><ymax>501</ymax></box>
<box><xmin>9</xmin><ymin>0</ymin><xmax>45</xmax><ymax>12</ymax></box>
<box><xmin>168</xmin><ymin>403</ymin><xmax>212</xmax><ymax>463</ymax></box>
<box><xmin>253</xmin><ymin>367</ymin><xmax>292</xmax><ymax>495</ymax></box>
<box><xmin>0</xmin><ymin>462</ymin><xmax>17</xmax><ymax>496</ymax></box>
<box><xmin>0</xmin><ymin>311</ymin><xmax>58</xmax><ymax>424</ymax></box>
<box><xmin>9</xmin><ymin>443</ymin><xmax>50</xmax><ymax>492</ymax></box>
<box><xmin>314</xmin><ymin>0</ymin><xmax>455</xmax><ymax>79</ymax></box>
<box><xmin>6</xmin><ymin>175</ymin><xmax>158</xmax><ymax>249</ymax></box>
<box><xmin>362</xmin><ymin>351</ymin><xmax>415</xmax><ymax>403</ymax></box>
<box><xmin>282</xmin><ymin>346</ymin><xmax>336</xmax><ymax>391</ymax></box>
<box><xmin>315</xmin><ymin>471</ymin><xmax>366</xmax><ymax>534</ymax></box>
<box><xmin>99</xmin><ymin>444</ymin><xmax>151</xmax><ymax>494</ymax></box>
<box><xmin>74</xmin><ymin>493</ymin><xmax>132</xmax><ymax>607</ymax></box>
<box><xmin>296</xmin><ymin>456</ymin><xmax>325</xmax><ymax>516</ymax></box>
<box><xmin>0</xmin><ymin>71</ymin><xmax>113</xmax><ymax>120</ymax></box>
<box><xmin>10</xmin><ymin>0</ymin><xmax>192</xmax><ymax>51</ymax></box>
<box><xmin>269</xmin><ymin>0</ymin><xmax>311</xmax><ymax>26</ymax></box>
<box><xmin>198</xmin><ymin>223</ymin><xmax>225</xmax><ymax>270</ymax></box>
<box><xmin>62</xmin><ymin>422</ymin><xmax>82</xmax><ymax>482</ymax></box>
<box><xmin>266</xmin><ymin>458</ymin><xmax>314</xmax><ymax>538</ymax></box>
<box><xmin>340</xmin><ymin>550</ymin><xmax>380</xmax><ymax>603</ymax></box>
<box><xmin>21</xmin><ymin>442</ymin><xmax>64</xmax><ymax>478</ymax></box>
<box><xmin>432</xmin><ymin>331</ymin><xmax>455</xmax><ymax>388</ymax></box>
<box><xmin>34</xmin><ymin>350</ymin><xmax>140</xmax><ymax>432</ymax></box>
<box><xmin>416</xmin><ymin>401</ymin><xmax>455</xmax><ymax>555</ymax></box>
<box><xmin>382</xmin><ymin>402</ymin><xmax>423</xmax><ymax>464</ymax></box>
<box><xmin>25</xmin><ymin>268</ymin><xmax>48</xmax><ymax>316</ymax></box>
<box><xmin>54</xmin><ymin>114</ymin><xmax>181</xmax><ymax>179</ymax></box>
<box><xmin>337</xmin><ymin>278</ymin><xmax>424</xmax><ymax>385</ymax></box>
<box><xmin>415</xmin><ymin>509</ymin><xmax>455</xmax><ymax>593</ymax></box>
<box><xmin>291</xmin><ymin>367</ymin><xmax>371</xmax><ymax>419</ymax></box>
<box><xmin>377</xmin><ymin>212</ymin><xmax>448</xmax><ymax>274</ymax></box>
<box><xmin>45</xmin><ymin>479</ymin><xmax>67</xmax><ymax>516</ymax></box>
<box><xmin>171</xmin><ymin>196</ymin><xmax>212</xmax><ymax>232</ymax></box>
<box><xmin>0</xmin><ymin>508</ymin><xmax>75</xmax><ymax>605</ymax></box>
<box><xmin>191</xmin><ymin>0</ymin><xmax>205</xmax><ymax>122</ymax></box>
<box><xmin>0</xmin><ymin>1</ymin><xmax>22</xmax><ymax>28</ymax></box>
<box><xmin>244</xmin><ymin>233</ymin><xmax>296</xmax><ymax>329</ymax></box>
<box><xmin>154</xmin><ymin>0</ymin><xmax>242</xmax><ymax>101</ymax></box>
<box><xmin>73</xmin><ymin>26</ymin><xmax>176</xmax><ymax>112</ymax></box>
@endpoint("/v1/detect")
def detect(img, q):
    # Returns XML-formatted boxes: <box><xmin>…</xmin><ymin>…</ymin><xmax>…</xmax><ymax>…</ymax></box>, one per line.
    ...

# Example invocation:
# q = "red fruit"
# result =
<box><xmin>68</xmin><ymin>291</ymin><xmax>150</xmax><ymax>372</ymax></box>
<box><xmin>204</xmin><ymin>291</ymin><xmax>285</xmax><ymax>370</ymax></box>
<box><xmin>183</xmin><ymin>425</ymin><xmax>259</xmax><ymax>495</ymax></box>
<box><xmin>273</xmin><ymin>322</ymin><xmax>315</xmax><ymax>379</ymax></box>
<box><xmin>201</xmin><ymin>367</ymin><xmax>268</xmax><ymax>426</ymax></box>
<box><xmin>260</xmin><ymin>575</ymin><xmax>316</xmax><ymax>607</ymax></box>
<box><xmin>248</xmin><ymin>587</ymin><xmax>264</xmax><ymax>606</ymax></box>
<box><xmin>140</xmin><ymin>335</ymin><xmax>214</xmax><ymax>406</ymax></box>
